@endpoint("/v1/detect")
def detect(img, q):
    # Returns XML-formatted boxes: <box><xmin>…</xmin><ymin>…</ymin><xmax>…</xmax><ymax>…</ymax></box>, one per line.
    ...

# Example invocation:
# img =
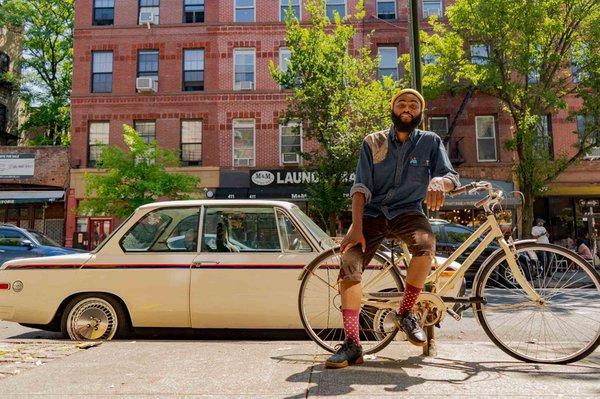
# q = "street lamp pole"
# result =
<box><xmin>408</xmin><ymin>0</ymin><xmax>423</xmax><ymax>93</ymax></box>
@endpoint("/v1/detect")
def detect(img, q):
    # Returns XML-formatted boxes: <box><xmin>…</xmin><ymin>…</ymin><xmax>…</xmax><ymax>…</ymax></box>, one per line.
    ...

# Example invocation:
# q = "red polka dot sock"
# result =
<box><xmin>342</xmin><ymin>308</ymin><xmax>361</xmax><ymax>346</ymax></box>
<box><xmin>398</xmin><ymin>283</ymin><xmax>422</xmax><ymax>317</ymax></box>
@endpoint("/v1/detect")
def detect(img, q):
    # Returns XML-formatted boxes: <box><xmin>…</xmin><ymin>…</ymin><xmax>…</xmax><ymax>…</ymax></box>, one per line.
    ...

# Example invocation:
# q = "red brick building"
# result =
<box><xmin>68</xmin><ymin>0</ymin><xmax>600</xmax><ymax>248</ymax></box>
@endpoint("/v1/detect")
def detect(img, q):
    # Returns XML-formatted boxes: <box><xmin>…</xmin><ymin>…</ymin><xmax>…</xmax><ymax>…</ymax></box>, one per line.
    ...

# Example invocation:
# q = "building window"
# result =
<box><xmin>137</xmin><ymin>50</ymin><xmax>159</xmax><ymax>78</ymax></box>
<box><xmin>326</xmin><ymin>0</ymin><xmax>346</xmax><ymax>19</ymax></box>
<box><xmin>139</xmin><ymin>0</ymin><xmax>159</xmax><ymax>24</ymax></box>
<box><xmin>279</xmin><ymin>47</ymin><xmax>292</xmax><ymax>88</ymax></box>
<box><xmin>181</xmin><ymin>120</ymin><xmax>202</xmax><ymax>166</ymax></box>
<box><xmin>234</xmin><ymin>0</ymin><xmax>255</xmax><ymax>23</ymax></box>
<box><xmin>88</xmin><ymin>122</ymin><xmax>110</xmax><ymax>167</ymax></box>
<box><xmin>134</xmin><ymin>120</ymin><xmax>156</xmax><ymax>144</ymax></box>
<box><xmin>577</xmin><ymin>115</ymin><xmax>600</xmax><ymax>159</ymax></box>
<box><xmin>423</xmin><ymin>54</ymin><xmax>438</xmax><ymax>65</ymax></box>
<box><xmin>280</xmin><ymin>0</ymin><xmax>300</xmax><ymax>21</ymax></box>
<box><xmin>184</xmin><ymin>0</ymin><xmax>204</xmax><ymax>23</ymax></box>
<box><xmin>93</xmin><ymin>0</ymin><xmax>114</xmax><ymax>25</ymax></box>
<box><xmin>377</xmin><ymin>1</ymin><xmax>396</xmax><ymax>19</ymax></box>
<box><xmin>233</xmin><ymin>119</ymin><xmax>255</xmax><ymax>167</ymax></box>
<box><xmin>470</xmin><ymin>44</ymin><xmax>489</xmax><ymax>65</ymax></box>
<box><xmin>377</xmin><ymin>47</ymin><xmax>398</xmax><ymax>80</ymax></box>
<box><xmin>0</xmin><ymin>52</ymin><xmax>9</xmax><ymax>74</ymax></box>
<box><xmin>183</xmin><ymin>49</ymin><xmax>204</xmax><ymax>91</ymax></box>
<box><xmin>535</xmin><ymin>114</ymin><xmax>553</xmax><ymax>159</ymax></box>
<box><xmin>475</xmin><ymin>115</ymin><xmax>497</xmax><ymax>162</ymax></box>
<box><xmin>422</xmin><ymin>0</ymin><xmax>442</xmax><ymax>18</ymax></box>
<box><xmin>428</xmin><ymin>117</ymin><xmax>448</xmax><ymax>140</ymax></box>
<box><xmin>528</xmin><ymin>70</ymin><xmax>540</xmax><ymax>84</ymax></box>
<box><xmin>91</xmin><ymin>51</ymin><xmax>113</xmax><ymax>93</ymax></box>
<box><xmin>280</xmin><ymin>122</ymin><xmax>302</xmax><ymax>165</ymax></box>
<box><xmin>233</xmin><ymin>49</ymin><xmax>255</xmax><ymax>90</ymax></box>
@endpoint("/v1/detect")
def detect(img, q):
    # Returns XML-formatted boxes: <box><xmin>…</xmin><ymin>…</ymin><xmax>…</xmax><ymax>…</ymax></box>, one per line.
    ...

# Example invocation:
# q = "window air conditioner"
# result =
<box><xmin>424</xmin><ymin>8</ymin><xmax>441</xmax><ymax>18</ymax></box>
<box><xmin>282</xmin><ymin>153</ymin><xmax>300</xmax><ymax>164</ymax></box>
<box><xmin>136</xmin><ymin>77</ymin><xmax>158</xmax><ymax>92</ymax></box>
<box><xmin>236</xmin><ymin>81</ymin><xmax>254</xmax><ymax>90</ymax></box>
<box><xmin>139</xmin><ymin>10</ymin><xmax>159</xmax><ymax>25</ymax></box>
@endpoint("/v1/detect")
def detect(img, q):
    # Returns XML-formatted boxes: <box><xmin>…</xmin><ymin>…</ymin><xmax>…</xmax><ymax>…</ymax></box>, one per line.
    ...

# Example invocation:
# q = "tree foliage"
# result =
<box><xmin>0</xmin><ymin>0</ymin><xmax>73</xmax><ymax>144</ymax></box>
<box><xmin>270</xmin><ymin>0</ymin><xmax>399</xmax><ymax>234</ymax></box>
<box><xmin>405</xmin><ymin>0</ymin><xmax>600</xmax><ymax>235</ymax></box>
<box><xmin>79</xmin><ymin>125</ymin><xmax>200</xmax><ymax>219</ymax></box>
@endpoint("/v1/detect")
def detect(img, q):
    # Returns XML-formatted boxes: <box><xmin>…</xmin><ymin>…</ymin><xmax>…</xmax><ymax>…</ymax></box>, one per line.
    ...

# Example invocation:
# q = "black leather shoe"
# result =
<box><xmin>396</xmin><ymin>312</ymin><xmax>427</xmax><ymax>346</ymax></box>
<box><xmin>325</xmin><ymin>339</ymin><xmax>364</xmax><ymax>369</ymax></box>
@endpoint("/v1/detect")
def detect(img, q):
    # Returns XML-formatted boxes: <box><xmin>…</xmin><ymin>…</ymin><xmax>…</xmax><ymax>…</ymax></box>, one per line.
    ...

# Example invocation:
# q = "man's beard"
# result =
<box><xmin>391</xmin><ymin>111</ymin><xmax>422</xmax><ymax>132</ymax></box>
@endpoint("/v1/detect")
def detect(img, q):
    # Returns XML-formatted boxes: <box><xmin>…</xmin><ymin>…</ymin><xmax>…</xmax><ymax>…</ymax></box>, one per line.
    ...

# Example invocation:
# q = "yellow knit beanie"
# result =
<box><xmin>390</xmin><ymin>88</ymin><xmax>426</xmax><ymax>110</ymax></box>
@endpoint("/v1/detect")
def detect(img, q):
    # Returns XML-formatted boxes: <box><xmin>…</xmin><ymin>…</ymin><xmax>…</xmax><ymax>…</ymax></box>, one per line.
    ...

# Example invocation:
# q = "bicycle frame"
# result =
<box><xmin>421</xmin><ymin>213</ymin><xmax>542</xmax><ymax>302</ymax></box>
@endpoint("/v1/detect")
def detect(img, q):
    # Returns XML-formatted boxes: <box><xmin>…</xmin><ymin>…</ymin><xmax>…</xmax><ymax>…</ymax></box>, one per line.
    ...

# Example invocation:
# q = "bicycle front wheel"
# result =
<box><xmin>298</xmin><ymin>247</ymin><xmax>404</xmax><ymax>354</ymax></box>
<box><xmin>474</xmin><ymin>242</ymin><xmax>600</xmax><ymax>364</ymax></box>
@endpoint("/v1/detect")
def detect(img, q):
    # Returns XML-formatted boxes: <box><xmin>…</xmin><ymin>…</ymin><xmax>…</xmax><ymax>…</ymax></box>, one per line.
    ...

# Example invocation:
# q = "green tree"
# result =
<box><xmin>0</xmin><ymin>0</ymin><xmax>73</xmax><ymax>145</ymax></box>
<box><xmin>270</xmin><ymin>0</ymin><xmax>399</xmax><ymax>234</ymax></box>
<box><xmin>405</xmin><ymin>0</ymin><xmax>600</xmax><ymax>236</ymax></box>
<box><xmin>79</xmin><ymin>125</ymin><xmax>200</xmax><ymax>219</ymax></box>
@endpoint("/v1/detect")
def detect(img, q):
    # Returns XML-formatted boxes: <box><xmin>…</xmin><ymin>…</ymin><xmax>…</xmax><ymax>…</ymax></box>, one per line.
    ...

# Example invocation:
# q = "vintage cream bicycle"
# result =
<box><xmin>298</xmin><ymin>181</ymin><xmax>600</xmax><ymax>364</ymax></box>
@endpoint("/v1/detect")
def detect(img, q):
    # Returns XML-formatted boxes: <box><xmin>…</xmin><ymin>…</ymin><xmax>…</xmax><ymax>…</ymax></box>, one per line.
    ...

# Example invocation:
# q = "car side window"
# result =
<box><xmin>430</xmin><ymin>224</ymin><xmax>443</xmax><ymax>243</ymax></box>
<box><xmin>445</xmin><ymin>225</ymin><xmax>473</xmax><ymax>245</ymax></box>
<box><xmin>120</xmin><ymin>207</ymin><xmax>200</xmax><ymax>252</ymax></box>
<box><xmin>0</xmin><ymin>228</ymin><xmax>27</xmax><ymax>246</ymax></box>
<box><xmin>275</xmin><ymin>209</ymin><xmax>312</xmax><ymax>252</ymax></box>
<box><xmin>201</xmin><ymin>207</ymin><xmax>281</xmax><ymax>252</ymax></box>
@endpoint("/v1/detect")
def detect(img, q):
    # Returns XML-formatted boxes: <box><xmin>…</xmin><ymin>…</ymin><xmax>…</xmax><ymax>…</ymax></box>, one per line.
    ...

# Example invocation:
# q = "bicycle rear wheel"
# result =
<box><xmin>474</xmin><ymin>242</ymin><xmax>600</xmax><ymax>364</ymax></box>
<box><xmin>298</xmin><ymin>247</ymin><xmax>404</xmax><ymax>354</ymax></box>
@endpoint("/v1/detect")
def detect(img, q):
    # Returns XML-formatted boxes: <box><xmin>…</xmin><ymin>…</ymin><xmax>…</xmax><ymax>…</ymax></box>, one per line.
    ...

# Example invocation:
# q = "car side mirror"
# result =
<box><xmin>21</xmin><ymin>239</ymin><xmax>35</xmax><ymax>248</ymax></box>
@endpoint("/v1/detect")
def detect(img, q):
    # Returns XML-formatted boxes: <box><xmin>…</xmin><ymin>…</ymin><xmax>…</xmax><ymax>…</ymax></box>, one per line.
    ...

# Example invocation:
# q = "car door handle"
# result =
<box><xmin>192</xmin><ymin>260</ymin><xmax>220</xmax><ymax>267</ymax></box>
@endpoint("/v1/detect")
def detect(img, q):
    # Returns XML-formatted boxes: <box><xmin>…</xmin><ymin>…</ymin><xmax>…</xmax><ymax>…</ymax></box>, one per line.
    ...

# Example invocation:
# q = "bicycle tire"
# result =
<box><xmin>474</xmin><ymin>242</ymin><xmax>600</xmax><ymax>364</ymax></box>
<box><xmin>298</xmin><ymin>246</ymin><xmax>404</xmax><ymax>354</ymax></box>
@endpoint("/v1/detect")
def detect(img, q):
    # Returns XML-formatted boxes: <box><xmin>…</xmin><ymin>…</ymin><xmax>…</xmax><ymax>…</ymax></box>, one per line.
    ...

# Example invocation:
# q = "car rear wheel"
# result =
<box><xmin>61</xmin><ymin>293</ymin><xmax>129</xmax><ymax>341</ymax></box>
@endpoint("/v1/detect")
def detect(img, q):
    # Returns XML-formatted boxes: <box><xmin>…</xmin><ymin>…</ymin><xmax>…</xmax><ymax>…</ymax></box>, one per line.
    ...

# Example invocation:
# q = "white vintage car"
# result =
<box><xmin>0</xmin><ymin>200</ymin><xmax>462</xmax><ymax>340</ymax></box>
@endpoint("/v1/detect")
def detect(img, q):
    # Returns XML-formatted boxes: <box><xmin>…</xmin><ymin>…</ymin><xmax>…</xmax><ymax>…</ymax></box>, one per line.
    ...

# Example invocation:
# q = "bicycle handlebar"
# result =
<box><xmin>448</xmin><ymin>181</ymin><xmax>489</xmax><ymax>197</ymax></box>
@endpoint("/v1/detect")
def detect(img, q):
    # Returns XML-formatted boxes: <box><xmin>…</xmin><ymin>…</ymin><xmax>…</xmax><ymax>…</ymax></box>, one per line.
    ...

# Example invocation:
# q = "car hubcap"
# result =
<box><xmin>68</xmin><ymin>299</ymin><xmax>117</xmax><ymax>340</ymax></box>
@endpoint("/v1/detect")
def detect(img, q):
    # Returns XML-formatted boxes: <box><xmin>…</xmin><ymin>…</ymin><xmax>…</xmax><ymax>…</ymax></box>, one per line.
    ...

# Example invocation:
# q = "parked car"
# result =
<box><xmin>0</xmin><ymin>224</ymin><xmax>85</xmax><ymax>266</ymax></box>
<box><xmin>0</xmin><ymin>200</ymin><xmax>462</xmax><ymax>341</ymax></box>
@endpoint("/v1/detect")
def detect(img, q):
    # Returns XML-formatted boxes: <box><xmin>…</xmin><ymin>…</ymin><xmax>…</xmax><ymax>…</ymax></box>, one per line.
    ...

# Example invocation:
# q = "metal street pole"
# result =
<box><xmin>409</xmin><ymin>2</ymin><xmax>434</xmax><ymax>357</ymax></box>
<box><xmin>408</xmin><ymin>0</ymin><xmax>423</xmax><ymax>94</ymax></box>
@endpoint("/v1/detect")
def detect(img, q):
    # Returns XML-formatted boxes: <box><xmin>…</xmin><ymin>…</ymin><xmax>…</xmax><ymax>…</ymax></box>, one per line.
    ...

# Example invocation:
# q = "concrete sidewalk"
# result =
<box><xmin>0</xmin><ymin>339</ymin><xmax>598</xmax><ymax>398</ymax></box>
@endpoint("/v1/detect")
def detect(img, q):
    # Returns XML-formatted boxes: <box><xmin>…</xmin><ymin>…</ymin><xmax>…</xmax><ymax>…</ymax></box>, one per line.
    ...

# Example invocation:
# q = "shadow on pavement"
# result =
<box><xmin>272</xmin><ymin>353</ymin><xmax>600</xmax><ymax>398</ymax></box>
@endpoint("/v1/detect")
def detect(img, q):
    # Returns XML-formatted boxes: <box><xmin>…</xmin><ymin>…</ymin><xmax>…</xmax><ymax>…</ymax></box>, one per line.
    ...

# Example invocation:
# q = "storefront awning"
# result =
<box><xmin>0</xmin><ymin>190</ymin><xmax>65</xmax><ymax>204</ymax></box>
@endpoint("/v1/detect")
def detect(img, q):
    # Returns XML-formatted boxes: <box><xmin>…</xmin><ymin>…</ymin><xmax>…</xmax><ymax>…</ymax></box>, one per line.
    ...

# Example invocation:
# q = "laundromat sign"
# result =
<box><xmin>250</xmin><ymin>169</ymin><xmax>355</xmax><ymax>187</ymax></box>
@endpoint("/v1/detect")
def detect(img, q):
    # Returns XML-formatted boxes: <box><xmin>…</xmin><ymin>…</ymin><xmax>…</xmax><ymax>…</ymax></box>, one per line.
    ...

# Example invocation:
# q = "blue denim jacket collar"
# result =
<box><xmin>388</xmin><ymin>125</ymin><xmax>419</xmax><ymax>145</ymax></box>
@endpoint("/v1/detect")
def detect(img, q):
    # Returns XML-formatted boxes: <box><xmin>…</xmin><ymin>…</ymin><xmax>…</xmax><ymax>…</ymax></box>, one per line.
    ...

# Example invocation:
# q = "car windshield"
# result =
<box><xmin>27</xmin><ymin>231</ymin><xmax>60</xmax><ymax>247</ymax></box>
<box><xmin>290</xmin><ymin>206</ymin><xmax>336</xmax><ymax>249</ymax></box>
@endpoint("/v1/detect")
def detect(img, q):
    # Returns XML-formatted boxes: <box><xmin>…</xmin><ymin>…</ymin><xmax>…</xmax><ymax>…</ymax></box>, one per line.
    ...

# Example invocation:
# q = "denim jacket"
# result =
<box><xmin>350</xmin><ymin>126</ymin><xmax>460</xmax><ymax>219</ymax></box>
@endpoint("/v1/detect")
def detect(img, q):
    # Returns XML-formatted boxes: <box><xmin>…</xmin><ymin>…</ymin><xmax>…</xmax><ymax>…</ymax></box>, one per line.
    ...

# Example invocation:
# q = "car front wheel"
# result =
<box><xmin>61</xmin><ymin>294</ymin><xmax>129</xmax><ymax>341</ymax></box>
